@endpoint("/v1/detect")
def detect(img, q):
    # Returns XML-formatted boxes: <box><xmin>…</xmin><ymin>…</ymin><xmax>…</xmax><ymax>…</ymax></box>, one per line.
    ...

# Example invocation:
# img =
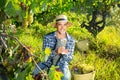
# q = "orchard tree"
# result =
<box><xmin>34</xmin><ymin>0</ymin><xmax>73</xmax><ymax>25</ymax></box>
<box><xmin>108</xmin><ymin>4</ymin><xmax>120</xmax><ymax>29</ymax></box>
<box><xmin>32</xmin><ymin>0</ymin><xmax>120</xmax><ymax>37</ymax></box>
<box><xmin>72</xmin><ymin>0</ymin><xmax>120</xmax><ymax>37</ymax></box>
<box><xmin>0</xmin><ymin>0</ymin><xmax>55</xmax><ymax>28</ymax></box>
<box><xmin>1</xmin><ymin>0</ymin><xmax>120</xmax><ymax>35</ymax></box>
<box><xmin>0</xmin><ymin>0</ymin><xmax>73</xmax><ymax>28</ymax></box>
<box><xmin>4</xmin><ymin>0</ymin><xmax>43</xmax><ymax>28</ymax></box>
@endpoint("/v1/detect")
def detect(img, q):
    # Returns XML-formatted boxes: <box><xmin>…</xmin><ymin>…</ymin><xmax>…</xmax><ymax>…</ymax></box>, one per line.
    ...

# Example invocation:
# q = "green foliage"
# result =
<box><xmin>97</xmin><ymin>26</ymin><xmax>120</xmax><ymax>47</ymax></box>
<box><xmin>1</xmin><ymin>21</ymin><xmax>120</xmax><ymax>80</ymax></box>
<box><xmin>17</xmin><ymin>28</ymin><xmax>43</xmax><ymax>62</ymax></box>
<box><xmin>71</xmin><ymin>51</ymin><xmax>120</xmax><ymax>80</ymax></box>
<box><xmin>31</xmin><ymin>21</ymin><xmax>55</xmax><ymax>38</ymax></box>
<box><xmin>72</xmin><ymin>0</ymin><xmax>119</xmax><ymax>14</ymax></box>
<box><xmin>14</xmin><ymin>63</ymin><xmax>33</xmax><ymax>80</ymax></box>
<box><xmin>71</xmin><ymin>0</ymin><xmax>120</xmax><ymax>37</ymax></box>
<box><xmin>48</xmin><ymin>65</ymin><xmax>63</xmax><ymax>80</ymax></box>
<box><xmin>0</xmin><ymin>0</ymin><xmax>9</xmax><ymax>10</ymax></box>
<box><xmin>1</xmin><ymin>0</ymin><xmax>120</xmax><ymax>79</ymax></box>
<box><xmin>107</xmin><ymin>4</ymin><xmax>120</xmax><ymax>28</ymax></box>
<box><xmin>34</xmin><ymin>1</ymin><xmax>73</xmax><ymax>25</ymax></box>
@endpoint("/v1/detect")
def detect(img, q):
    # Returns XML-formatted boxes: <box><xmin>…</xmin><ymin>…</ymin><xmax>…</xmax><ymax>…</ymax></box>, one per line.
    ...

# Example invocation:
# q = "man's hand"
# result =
<box><xmin>55</xmin><ymin>46</ymin><xmax>69</xmax><ymax>54</ymax></box>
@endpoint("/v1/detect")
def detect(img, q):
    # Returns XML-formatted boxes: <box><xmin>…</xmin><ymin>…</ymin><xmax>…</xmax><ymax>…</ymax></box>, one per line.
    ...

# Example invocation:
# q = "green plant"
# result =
<box><xmin>72</xmin><ymin>63</ymin><xmax>95</xmax><ymax>74</ymax></box>
<box><xmin>48</xmin><ymin>65</ymin><xmax>63</xmax><ymax>80</ymax></box>
<box><xmin>70</xmin><ymin>51</ymin><xmax>95</xmax><ymax>74</ymax></box>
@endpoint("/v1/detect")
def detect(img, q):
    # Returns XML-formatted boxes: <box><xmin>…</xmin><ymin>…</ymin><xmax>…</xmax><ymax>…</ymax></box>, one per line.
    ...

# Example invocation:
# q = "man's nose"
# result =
<box><xmin>61</xmin><ymin>25</ymin><xmax>65</xmax><ymax>28</ymax></box>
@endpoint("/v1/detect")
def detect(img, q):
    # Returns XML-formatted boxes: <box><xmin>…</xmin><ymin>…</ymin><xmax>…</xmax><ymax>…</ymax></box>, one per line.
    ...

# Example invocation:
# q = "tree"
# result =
<box><xmin>1</xmin><ymin>0</ymin><xmax>73</xmax><ymax>27</ymax></box>
<box><xmin>72</xmin><ymin>0</ymin><xmax>120</xmax><ymax>37</ymax></box>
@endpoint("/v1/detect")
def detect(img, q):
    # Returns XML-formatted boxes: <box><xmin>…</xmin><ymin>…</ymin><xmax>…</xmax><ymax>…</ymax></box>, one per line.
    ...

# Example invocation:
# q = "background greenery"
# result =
<box><xmin>0</xmin><ymin>0</ymin><xmax>120</xmax><ymax>80</ymax></box>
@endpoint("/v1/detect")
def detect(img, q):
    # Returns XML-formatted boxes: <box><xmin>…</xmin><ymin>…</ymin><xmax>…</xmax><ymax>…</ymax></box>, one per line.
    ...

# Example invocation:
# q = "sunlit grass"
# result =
<box><xmin>71</xmin><ymin>51</ymin><xmax>120</xmax><ymax>80</ymax></box>
<box><xmin>19</xmin><ymin>34</ymin><xmax>42</xmax><ymax>52</ymax></box>
<box><xmin>97</xmin><ymin>26</ymin><xmax>120</xmax><ymax>47</ymax></box>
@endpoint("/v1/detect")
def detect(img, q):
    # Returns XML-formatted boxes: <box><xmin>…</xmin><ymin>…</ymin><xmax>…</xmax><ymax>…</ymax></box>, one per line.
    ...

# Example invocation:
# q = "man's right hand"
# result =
<box><xmin>55</xmin><ymin>46</ymin><xmax>69</xmax><ymax>54</ymax></box>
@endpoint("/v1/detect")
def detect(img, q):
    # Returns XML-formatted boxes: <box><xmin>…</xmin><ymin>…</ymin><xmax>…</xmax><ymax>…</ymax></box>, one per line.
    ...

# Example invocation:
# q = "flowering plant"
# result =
<box><xmin>43</xmin><ymin>47</ymin><xmax>51</xmax><ymax>61</ymax></box>
<box><xmin>48</xmin><ymin>65</ymin><xmax>63</xmax><ymax>80</ymax></box>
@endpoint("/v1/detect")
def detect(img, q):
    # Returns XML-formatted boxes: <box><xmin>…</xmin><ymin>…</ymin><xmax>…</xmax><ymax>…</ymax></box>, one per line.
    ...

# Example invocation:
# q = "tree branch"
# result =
<box><xmin>0</xmin><ymin>33</ymin><xmax>48</xmax><ymax>77</ymax></box>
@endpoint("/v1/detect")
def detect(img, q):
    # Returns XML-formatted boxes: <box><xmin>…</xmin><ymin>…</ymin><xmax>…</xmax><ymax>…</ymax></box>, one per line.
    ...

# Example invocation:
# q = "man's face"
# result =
<box><xmin>56</xmin><ymin>22</ymin><xmax>68</xmax><ymax>34</ymax></box>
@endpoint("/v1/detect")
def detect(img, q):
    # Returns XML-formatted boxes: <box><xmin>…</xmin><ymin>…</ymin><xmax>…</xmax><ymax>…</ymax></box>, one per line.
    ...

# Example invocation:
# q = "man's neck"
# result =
<box><xmin>56</xmin><ymin>31</ymin><xmax>66</xmax><ymax>39</ymax></box>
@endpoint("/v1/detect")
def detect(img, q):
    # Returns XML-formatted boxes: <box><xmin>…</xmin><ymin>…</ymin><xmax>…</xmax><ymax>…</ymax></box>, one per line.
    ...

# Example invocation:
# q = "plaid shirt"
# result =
<box><xmin>42</xmin><ymin>31</ymin><xmax>75</xmax><ymax>67</ymax></box>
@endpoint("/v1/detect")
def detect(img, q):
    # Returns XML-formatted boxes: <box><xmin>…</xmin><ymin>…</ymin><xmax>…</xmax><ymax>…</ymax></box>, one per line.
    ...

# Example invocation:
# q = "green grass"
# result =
<box><xmin>70</xmin><ymin>51</ymin><xmax>120</xmax><ymax>80</ymax></box>
<box><xmin>97</xmin><ymin>26</ymin><xmax>120</xmax><ymax>47</ymax></box>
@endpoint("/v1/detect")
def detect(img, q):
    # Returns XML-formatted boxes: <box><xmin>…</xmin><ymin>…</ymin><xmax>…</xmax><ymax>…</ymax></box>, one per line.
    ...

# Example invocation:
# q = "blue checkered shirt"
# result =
<box><xmin>42</xmin><ymin>31</ymin><xmax>75</xmax><ymax>67</ymax></box>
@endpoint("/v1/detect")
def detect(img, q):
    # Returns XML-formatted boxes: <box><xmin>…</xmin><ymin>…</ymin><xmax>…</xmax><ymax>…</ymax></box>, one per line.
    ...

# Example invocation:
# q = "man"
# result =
<box><xmin>33</xmin><ymin>14</ymin><xmax>75</xmax><ymax>80</ymax></box>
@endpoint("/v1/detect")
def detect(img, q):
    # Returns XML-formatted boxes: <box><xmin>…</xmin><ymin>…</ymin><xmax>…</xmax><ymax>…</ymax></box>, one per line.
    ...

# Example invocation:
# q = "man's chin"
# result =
<box><xmin>57</xmin><ymin>31</ymin><xmax>66</xmax><ymax>35</ymax></box>
<box><xmin>60</xmin><ymin>32</ymin><xmax>66</xmax><ymax>34</ymax></box>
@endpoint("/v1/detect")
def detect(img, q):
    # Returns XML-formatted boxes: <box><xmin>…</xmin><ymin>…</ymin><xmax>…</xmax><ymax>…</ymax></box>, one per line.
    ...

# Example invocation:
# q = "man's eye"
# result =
<box><xmin>58</xmin><ymin>24</ymin><xmax>61</xmax><ymax>26</ymax></box>
<box><xmin>65</xmin><ymin>24</ymin><xmax>67</xmax><ymax>26</ymax></box>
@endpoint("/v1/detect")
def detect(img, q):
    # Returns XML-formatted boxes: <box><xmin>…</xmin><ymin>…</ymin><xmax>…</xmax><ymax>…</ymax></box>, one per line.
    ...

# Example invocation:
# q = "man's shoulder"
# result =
<box><xmin>67</xmin><ymin>33</ymin><xmax>74</xmax><ymax>42</ymax></box>
<box><xmin>44</xmin><ymin>31</ymin><xmax>55</xmax><ymax>38</ymax></box>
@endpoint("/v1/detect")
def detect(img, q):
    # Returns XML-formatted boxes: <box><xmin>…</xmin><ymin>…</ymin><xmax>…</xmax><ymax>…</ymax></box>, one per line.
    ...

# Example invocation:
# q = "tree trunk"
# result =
<box><xmin>81</xmin><ymin>9</ymin><xmax>107</xmax><ymax>37</ymax></box>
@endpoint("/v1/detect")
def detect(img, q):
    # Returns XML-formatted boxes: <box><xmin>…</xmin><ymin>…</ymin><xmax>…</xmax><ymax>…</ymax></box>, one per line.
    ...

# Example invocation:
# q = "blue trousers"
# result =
<box><xmin>32</xmin><ymin>62</ymin><xmax>71</xmax><ymax>80</ymax></box>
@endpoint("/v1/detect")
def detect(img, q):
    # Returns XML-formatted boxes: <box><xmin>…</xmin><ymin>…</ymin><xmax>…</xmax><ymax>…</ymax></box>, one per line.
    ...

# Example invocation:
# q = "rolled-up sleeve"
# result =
<box><xmin>43</xmin><ymin>36</ymin><xmax>56</xmax><ymax>55</ymax></box>
<box><xmin>42</xmin><ymin>36</ymin><xmax>56</xmax><ymax>66</ymax></box>
<box><xmin>42</xmin><ymin>36</ymin><xmax>50</xmax><ymax>50</ymax></box>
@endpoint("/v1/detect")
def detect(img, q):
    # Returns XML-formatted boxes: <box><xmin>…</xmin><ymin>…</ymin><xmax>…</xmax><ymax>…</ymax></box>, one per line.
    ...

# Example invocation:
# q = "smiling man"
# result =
<box><xmin>33</xmin><ymin>15</ymin><xmax>75</xmax><ymax>80</ymax></box>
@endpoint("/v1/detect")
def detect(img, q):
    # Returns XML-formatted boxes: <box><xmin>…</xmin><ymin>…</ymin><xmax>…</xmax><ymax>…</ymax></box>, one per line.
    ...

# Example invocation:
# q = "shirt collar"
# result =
<box><xmin>54</xmin><ymin>31</ymin><xmax>71</xmax><ymax>40</ymax></box>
